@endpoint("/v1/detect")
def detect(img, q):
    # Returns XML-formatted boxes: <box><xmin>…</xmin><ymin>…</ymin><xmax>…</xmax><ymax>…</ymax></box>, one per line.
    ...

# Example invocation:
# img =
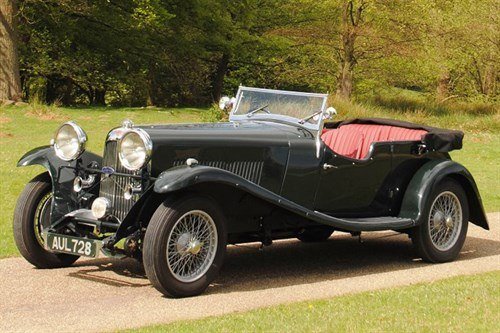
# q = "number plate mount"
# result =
<box><xmin>44</xmin><ymin>232</ymin><xmax>102</xmax><ymax>258</ymax></box>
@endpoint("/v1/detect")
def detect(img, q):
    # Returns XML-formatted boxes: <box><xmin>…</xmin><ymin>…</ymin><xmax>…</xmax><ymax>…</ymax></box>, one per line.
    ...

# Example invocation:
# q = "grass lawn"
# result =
<box><xmin>0</xmin><ymin>103</ymin><xmax>498</xmax><ymax>257</ymax></box>
<box><xmin>125</xmin><ymin>271</ymin><xmax>500</xmax><ymax>333</ymax></box>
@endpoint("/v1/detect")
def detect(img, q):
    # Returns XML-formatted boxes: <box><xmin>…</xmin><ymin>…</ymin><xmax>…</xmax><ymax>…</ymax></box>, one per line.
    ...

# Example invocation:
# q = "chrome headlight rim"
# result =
<box><xmin>53</xmin><ymin>121</ymin><xmax>87</xmax><ymax>161</ymax></box>
<box><xmin>118</xmin><ymin>128</ymin><xmax>153</xmax><ymax>171</ymax></box>
<box><xmin>91</xmin><ymin>197</ymin><xmax>112</xmax><ymax>219</ymax></box>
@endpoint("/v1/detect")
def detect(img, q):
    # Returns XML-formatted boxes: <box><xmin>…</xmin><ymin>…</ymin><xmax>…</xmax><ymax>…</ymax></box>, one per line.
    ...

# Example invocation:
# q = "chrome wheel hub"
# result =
<box><xmin>176</xmin><ymin>233</ymin><xmax>204</xmax><ymax>255</ymax></box>
<box><xmin>428</xmin><ymin>191</ymin><xmax>462</xmax><ymax>251</ymax></box>
<box><xmin>166</xmin><ymin>210</ymin><xmax>218</xmax><ymax>283</ymax></box>
<box><xmin>445</xmin><ymin>216</ymin><xmax>454</xmax><ymax>229</ymax></box>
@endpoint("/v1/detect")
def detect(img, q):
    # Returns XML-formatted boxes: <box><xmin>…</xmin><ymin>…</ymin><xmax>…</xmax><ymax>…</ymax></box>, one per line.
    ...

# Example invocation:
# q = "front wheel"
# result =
<box><xmin>411</xmin><ymin>179</ymin><xmax>469</xmax><ymax>263</ymax></box>
<box><xmin>13</xmin><ymin>173</ymin><xmax>79</xmax><ymax>268</ymax></box>
<box><xmin>143</xmin><ymin>195</ymin><xmax>227</xmax><ymax>298</ymax></box>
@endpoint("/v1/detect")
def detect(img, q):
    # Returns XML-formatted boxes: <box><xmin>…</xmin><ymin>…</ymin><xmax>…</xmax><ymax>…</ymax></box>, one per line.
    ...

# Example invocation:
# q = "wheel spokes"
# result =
<box><xmin>166</xmin><ymin>210</ymin><xmax>218</xmax><ymax>283</ymax></box>
<box><xmin>428</xmin><ymin>192</ymin><xmax>462</xmax><ymax>251</ymax></box>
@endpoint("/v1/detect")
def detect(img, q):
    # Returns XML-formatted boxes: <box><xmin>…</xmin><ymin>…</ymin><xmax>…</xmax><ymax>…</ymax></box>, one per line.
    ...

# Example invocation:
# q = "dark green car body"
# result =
<box><xmin>18</xmin><ymin>116</ymin><xmax>488</xmax><ymax>255</ymax></box>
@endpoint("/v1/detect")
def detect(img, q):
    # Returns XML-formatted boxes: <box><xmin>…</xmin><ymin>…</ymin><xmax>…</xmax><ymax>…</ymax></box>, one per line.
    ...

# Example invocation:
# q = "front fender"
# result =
<box><xmin>154</xmin><ymin>165</ymin><xmax>247</xmax><ymax>193</ymax></box>
<box><xmin>18</xmin><ymin>146</ymin><xmax>56</xmax><ymax>175</ymax></box>
<box><xmin>18</xmin><ymin>145</ymin><xmax>102</xmax><ymax>223</ymax></box>
<box><xmin>399</xmin><ymin>159</ymin><xmax>489</xmax><ymax>230</ymax></box>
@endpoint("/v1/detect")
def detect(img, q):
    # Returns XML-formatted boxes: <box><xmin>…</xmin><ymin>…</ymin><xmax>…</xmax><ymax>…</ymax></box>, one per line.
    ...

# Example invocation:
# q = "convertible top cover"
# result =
<box><xmin>326</xmin><ymin>118</ymin><xmax>464</xmax><ymax>152</ymax></box>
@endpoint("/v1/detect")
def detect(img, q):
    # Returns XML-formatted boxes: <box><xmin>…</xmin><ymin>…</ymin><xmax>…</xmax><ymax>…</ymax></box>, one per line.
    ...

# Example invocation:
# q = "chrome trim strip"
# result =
<box><xmin>237</xmin><ymin>86</ymin><xmax>328</xmax><ymax>98</ymax></box>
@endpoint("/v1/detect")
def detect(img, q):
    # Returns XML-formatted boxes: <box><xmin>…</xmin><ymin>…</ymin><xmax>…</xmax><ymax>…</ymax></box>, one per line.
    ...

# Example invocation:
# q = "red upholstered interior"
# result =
<box><xmin>321</xmin><ymin>124</ymin><xmax>427</xmax><ymax>159</ymax></box>
<box><xmin>321</xmin><ymin>127</ymin><xmax>364</xmax><ymax>159</ymax></box>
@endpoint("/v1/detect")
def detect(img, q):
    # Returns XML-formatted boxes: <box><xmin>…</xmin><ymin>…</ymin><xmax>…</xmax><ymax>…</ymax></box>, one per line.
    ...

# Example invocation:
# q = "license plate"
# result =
<box><xmin>46</xmin><ymin>233</ymin><xmax>99</xmax><ymax>257</ymax></box>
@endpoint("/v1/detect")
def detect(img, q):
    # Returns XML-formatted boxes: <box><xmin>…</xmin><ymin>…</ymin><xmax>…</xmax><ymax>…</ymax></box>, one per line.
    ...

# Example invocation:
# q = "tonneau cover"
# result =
<box><xmin>325</xmin><ymin>118</ymin><xmax>464</xmax><ymax>152</ymax></box>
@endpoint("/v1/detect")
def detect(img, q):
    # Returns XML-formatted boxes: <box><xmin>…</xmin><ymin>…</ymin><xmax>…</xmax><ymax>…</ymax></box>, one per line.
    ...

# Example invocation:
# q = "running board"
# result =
<box><xmin>309</xmin><ymin>211</ymin><xmax>416</xmax><ymax>232</ymax></box>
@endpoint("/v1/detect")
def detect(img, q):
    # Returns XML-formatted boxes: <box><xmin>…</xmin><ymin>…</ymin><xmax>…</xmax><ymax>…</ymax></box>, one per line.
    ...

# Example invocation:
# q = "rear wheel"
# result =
<box><xmin>297</xmin><ymin>226</ymin><xmax>334</xmax><ymax>242</ymax></box>
<box><xmin>143</xmin><ymin>196</ymin><xmax>227</xmax><ymax>298</ymax></box>
<box><xmin>13</xmin><ymin>173</ymin><xmax>79</xmax><ymax>268</ymax></box>
<box><xmin>411</xmin><ymin>179</ymin><xmax>468</xmax><ymax>263</ymax></box>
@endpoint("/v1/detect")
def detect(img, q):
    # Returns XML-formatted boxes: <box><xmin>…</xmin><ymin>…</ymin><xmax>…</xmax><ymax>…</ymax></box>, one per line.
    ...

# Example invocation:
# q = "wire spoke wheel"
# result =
<box><xmin>33</xmin><ymin>192</ymin><xmax>52</xmax><ymax>246</ymax></box>
<box><xmin>428</xmin><ymin>191</ymin><xmax>462</xmax><ymax>251</ymax></box>
<box><xmin>166</xmin><ymin>210</ymin><xmax>218</xmax><ymax>283</ymax></box>
<box><xmin>14</xmin><ymin>173</ymin><xmax>79</xmax><ymax>269</ymax></box>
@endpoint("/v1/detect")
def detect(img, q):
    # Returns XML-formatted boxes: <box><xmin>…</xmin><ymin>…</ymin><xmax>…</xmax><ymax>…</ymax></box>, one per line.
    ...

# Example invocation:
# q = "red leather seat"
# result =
<box><xmin>321</xmin><ymin>126</ymin><xmax>364</xmax><ymax>159</ymax></box>
<box><xmin>321</xmin><ymin>124</ymin><xmax>427</xmax><ymax>159</ymax></box>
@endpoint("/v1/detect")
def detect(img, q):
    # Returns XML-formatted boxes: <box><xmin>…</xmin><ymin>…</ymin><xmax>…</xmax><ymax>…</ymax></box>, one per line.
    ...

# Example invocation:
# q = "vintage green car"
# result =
<box><xmin>14</xmin><ymin>86</ymin><xmax>488</xmax><ymax>297</ymax></box>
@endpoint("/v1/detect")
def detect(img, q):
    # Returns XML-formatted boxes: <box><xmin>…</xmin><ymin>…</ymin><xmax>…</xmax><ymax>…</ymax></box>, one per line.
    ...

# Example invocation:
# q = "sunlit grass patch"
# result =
<box><xmin>124</xmin><ymin>271</ymin><xmax>500</xmax><ymax>333</ymax></box>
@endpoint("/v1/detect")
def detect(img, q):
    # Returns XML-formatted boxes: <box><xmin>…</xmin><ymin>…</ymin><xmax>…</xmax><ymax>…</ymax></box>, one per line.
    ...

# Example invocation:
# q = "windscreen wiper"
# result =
<box><xmin>246</xmin><ymin>104</ymin><xmax>270</xmax><ymax>117</ymax></box>
<box><xmin>298</xmin><ymin>110</ymin><xmax>322</xmax><ymax>124</ymax></box>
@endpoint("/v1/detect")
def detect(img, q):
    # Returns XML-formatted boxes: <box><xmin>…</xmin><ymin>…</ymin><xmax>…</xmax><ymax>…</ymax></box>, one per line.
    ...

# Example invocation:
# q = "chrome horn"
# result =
<box><xmin>124</xmin><ymin>183</ymin><xmax>142</xmax><ymax>200</ymax></box>
<box><xmin>73</xmin><ymin>174</ymin><xmax>96</xmax><ymax>193</ymax></box>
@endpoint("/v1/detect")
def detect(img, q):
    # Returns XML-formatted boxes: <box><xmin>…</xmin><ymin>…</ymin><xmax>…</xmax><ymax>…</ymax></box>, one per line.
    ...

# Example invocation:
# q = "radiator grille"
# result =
<box><xmin>173</xmin><ymin>160</ymin><xmax>264</xmax><ymax>184</ymax></box>
<box><xmin>99</xmin><ymin>141</ymin><xmax>135</xmax><ymax>221</ymax></box>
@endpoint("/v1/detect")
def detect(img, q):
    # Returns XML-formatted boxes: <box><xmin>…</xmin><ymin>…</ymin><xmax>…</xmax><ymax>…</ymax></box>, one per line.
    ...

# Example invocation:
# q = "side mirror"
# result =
<box><xmin>218</xmin><ymin>96</ymin><xmax>236</xmax><ymax>111</ymax></box>
<box><xmin>323</xmin><ymin>107</ymin><xmax>337</xmax><ymax>120</ymax></box>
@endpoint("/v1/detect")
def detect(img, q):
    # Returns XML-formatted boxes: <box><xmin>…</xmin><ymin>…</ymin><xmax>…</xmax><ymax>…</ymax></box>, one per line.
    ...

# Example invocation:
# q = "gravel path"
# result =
<box><xmin>1</xmin><ymin>212</ymin><xmax>498</xmax><ymax>332</ymax></box>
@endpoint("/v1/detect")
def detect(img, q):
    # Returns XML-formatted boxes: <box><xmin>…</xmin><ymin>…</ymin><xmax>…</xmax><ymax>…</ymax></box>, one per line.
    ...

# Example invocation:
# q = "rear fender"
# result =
<box><xmin>18</xmin><ymin>146</ymin><xmax>102</xmax><ymax>222</ymax></box>
<box><xmin>399</xmin><ymin>159</ymin><xmax>489</xmax><ymax>230</ymax></box>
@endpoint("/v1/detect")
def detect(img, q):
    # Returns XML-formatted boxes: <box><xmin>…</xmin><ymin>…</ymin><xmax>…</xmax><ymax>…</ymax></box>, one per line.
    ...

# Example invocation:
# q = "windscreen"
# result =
<box><xmin>231</xmin><ymin>87</ymin><xmax>327</xmax><ymax>128</ymax></box>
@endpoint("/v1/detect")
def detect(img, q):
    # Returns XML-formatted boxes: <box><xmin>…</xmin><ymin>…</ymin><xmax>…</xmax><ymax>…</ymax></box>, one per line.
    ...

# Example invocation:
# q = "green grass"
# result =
<box><xmin>0</xmin><ymin>101</ymin><xmax>498</xmax><ymax>257</ymax></box>
<box><xmin>124</xmin><ymin>271</ymin><xmax>500</xmax><ymax>333</ymax></box>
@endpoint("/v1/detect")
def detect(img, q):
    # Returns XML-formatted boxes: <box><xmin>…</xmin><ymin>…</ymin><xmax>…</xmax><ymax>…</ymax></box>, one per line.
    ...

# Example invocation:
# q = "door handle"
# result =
<box><xmin>323</xmin><ymin>163</ymin><xmax>337</xmax><ymax>170</ymax></box>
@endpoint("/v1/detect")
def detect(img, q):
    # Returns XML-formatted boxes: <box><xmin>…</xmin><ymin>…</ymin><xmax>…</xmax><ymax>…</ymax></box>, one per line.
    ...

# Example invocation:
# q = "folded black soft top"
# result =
<box><xmin>326</xmin><ymin>118</ymin><xmax>464</xmax><ymax>153</ymax></box>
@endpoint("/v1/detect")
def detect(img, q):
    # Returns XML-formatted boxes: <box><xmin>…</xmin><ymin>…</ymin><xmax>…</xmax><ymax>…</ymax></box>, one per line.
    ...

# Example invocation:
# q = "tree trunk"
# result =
<box><xmin>336</xmin><ymin>47</ymin><xmax>355</xmax><ymax>99</ymax></box>
<box><xmin>146</xmin><ymin>64</ymin><xmax>157</xmax><ymax>106</ymax></box>
<box><xmin>211</xmin><ymin>53</ymin><xmax>230</xmax><ymax>102</ymax></box>
<box><xmin>335</xmin><ymin>1</ymin><xmax>363</xmax><ymax>100</ymax></box>
<box><xmin>93</xmin><ymin>89</ymin><xmax>106</xmax><ymax>106</ymax></box>
<box><xmin>46</xmin><ymin>76</ymin><xmax>58</xmax><ymax>104</ymax></box>
<box><xmin>61</xmin><ymin>78</ymin><xmax>74</xmax><ymax>105</ymax></box>
<box><xmin>0</xmin><ymin>0</ymin><xmax>22</xmax><ymax>102</ymax></box>
<box><xmin>436</xmin><ymin>70</ymin><xmax>451</xmax><ymax>102</ymax></box>
<box><xmin>483</xmin><ymin>63</ymin><xmax>497</xmax><ymax>96</ymax></box>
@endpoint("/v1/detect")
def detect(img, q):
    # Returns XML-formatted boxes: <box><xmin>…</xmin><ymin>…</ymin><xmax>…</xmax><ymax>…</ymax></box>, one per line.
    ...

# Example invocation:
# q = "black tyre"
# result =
<box><xmin>297</xmin><ymin>226</ymin><xmax>334</xmax><ymax>242</ymax></box>
<box><xmin>13</xmin><ymin>173</ymin><xmax>79</xmax><ymax>268</ymax></box>
<box><xmin>143</xmin><ymin>195</ymin><xmax>227</xmax><ymax>298</ymax></box>
<box><xmin>411</xmin><ymin>179</ymin><xmax>469</xmax><ymax>263</ymax></box>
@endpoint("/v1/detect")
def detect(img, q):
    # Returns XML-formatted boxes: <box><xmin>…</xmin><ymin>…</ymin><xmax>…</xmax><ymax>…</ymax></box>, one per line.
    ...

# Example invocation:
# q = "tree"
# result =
<box><xmin>336</xmin><ymin>0</ymin><xmax>366</xmax><ymax>99</ymax></box>
<box><xmin>0</xmin><ymin>0</ymin><xmax>22</xmax><ymax>101</ymax></box>
<box><xmin>11</xmin><ymin>0</ymin><xmax>498</xmax><ymax>106</ymax></box>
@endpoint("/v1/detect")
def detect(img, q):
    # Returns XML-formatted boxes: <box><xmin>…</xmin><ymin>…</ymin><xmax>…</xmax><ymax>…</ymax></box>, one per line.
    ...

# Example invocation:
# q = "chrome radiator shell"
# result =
<box><xmin>99</xmin><ymin>141</ymin><xmax>135</xmax><ymax>221</ymax></box>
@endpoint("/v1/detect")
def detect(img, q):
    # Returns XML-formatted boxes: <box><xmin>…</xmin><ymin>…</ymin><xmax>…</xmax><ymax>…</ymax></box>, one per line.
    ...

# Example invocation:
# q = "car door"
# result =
<box><xmin>313</xmin><ymin>142</ymin><xmax>393</xmax><ymax>217</ymax></box>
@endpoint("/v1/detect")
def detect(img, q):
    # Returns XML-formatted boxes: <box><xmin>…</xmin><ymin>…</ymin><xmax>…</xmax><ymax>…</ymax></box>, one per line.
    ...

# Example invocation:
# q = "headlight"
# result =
<box><xmin>118</xmin><ymin>129</ymin><xmax>152</xmax><ymax>171</ymax></box>
<box><xmin>53</xmin><ymin>122</ymin><xmax>87</xmax><ymax>161</ymax></box>
<box><xmin>91</xmin><ymin>197</ymin><xmax>111</xmax><ymax>219</ymax></box>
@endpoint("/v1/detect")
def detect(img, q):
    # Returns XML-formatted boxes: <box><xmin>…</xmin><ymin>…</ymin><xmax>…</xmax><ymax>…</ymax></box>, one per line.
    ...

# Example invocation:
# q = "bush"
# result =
<box><xmin>368</xmin><ymin>93</ymin><xmax>498</xmax><ymax>117</ymax></box>
<box><xmin>201</xmin><ymin>104</ymin><xmax>229</xmax><ymax>123</ymax></box>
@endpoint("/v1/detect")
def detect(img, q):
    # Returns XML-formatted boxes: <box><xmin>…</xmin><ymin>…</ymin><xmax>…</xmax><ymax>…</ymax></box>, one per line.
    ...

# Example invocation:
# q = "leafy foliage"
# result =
<box><xmin>13</xmin><ymin>0</ymin><xmax>500</xmax><ymax>106</ymax></box>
